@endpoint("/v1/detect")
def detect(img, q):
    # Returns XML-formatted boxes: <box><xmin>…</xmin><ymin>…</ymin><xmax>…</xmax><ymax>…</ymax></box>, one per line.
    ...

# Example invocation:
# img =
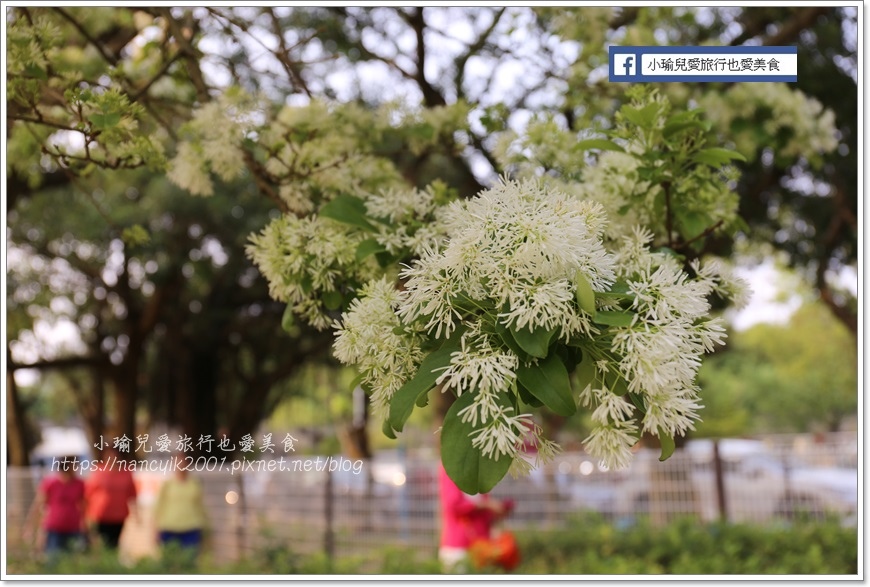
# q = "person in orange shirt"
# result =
<box><xmin>85</xmin><ymin>446</ymin><xmax>138</xmax><ymax>549</ymax></box>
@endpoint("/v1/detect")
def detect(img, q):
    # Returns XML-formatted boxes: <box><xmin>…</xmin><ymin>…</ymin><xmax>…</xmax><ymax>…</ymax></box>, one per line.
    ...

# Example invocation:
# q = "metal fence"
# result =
<box><xmin>5</xmin><ymin>432</ymin><xmax>858</xmax><ymax>566</ymax></box>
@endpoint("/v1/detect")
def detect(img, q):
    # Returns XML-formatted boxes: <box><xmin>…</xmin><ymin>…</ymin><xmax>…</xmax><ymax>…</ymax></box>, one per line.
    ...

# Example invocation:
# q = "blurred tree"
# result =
<box><xmin>6</xmin><ymin>169</ymin><xmax>334</xmax><ymax>460</ymax></box>
<box><xmin>699</xmin><ymin>301</ymin><xmax>858</xmax><ymax>434</ymax></box>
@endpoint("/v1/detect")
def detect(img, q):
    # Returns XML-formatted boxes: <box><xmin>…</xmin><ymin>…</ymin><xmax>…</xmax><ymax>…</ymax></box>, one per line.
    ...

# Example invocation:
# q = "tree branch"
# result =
<box><xmin>453</xmin><ymin>8</ymin><xmax>507</xmax><ymax>101</ymax></box>
<box><xmin>764</xmin><ymin>7</ymin><xmax>832</xmax><ymax>46</ymax></box>
<box><xmin>53</xmin><ymin>8</ymin><xmax>118</xmax><ymax>65</ymax></box>
<box><xmin>815</xmin><ymin>178</ymin><xmax>858</xmax><ymax>335</ymax></box>
<box><xmin>242</xmin><ymin>150</ymin><xmax>289</xmax><ymax>214</ymax></box>
<box><xmin>159</xmin><ymin>8</ymin><xmax>211</xmax><ymax>103</ymax></box>
<box><xmin>609</xmin><ymin>7</ymin><xmax>640</xmax><ymax>29</ymax></box>
<box><xmin>9</xmin><ymin>355</ymin><xmax>106</xmax><ymax>372</ymax></box>
<box><xmin>403</xmin><ymin>8</ymin><xmax>447</xmax><ymax>107</ymax></box>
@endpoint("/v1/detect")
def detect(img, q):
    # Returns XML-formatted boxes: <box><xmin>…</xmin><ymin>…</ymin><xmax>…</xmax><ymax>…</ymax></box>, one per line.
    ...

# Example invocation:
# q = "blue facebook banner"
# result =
<box><xmin>609</xmin><ymin>46</ymin><xmax>798</xmax><ymax>83</ymax></box>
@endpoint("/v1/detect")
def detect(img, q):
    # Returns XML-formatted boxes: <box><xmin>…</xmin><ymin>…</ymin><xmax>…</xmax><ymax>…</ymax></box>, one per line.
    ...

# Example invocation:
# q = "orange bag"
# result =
<box><xmin>469</xmin><ymin>530</ymin><xmax>521</xmax><ymax>571</ymax></box>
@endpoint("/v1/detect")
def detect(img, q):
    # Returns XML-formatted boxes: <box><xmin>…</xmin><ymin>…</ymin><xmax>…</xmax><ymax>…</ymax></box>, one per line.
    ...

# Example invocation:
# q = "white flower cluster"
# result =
<box><xmin>700</xmin><ymin>83</ymin><xmax>838</xmax><ymax>163</ymax></box>
<box><xmin>167</xmin><ymin>93</ymin><xmax>256</xmax><ymax>196</ymax></box>
<box><xmin>569</xmin><ymin>151</ymin><xmax>651</xmax><ymax>244</ymax></box>
<box><xmin>493</xmin><ymin>116</ymin><xmax>583</xmax><ymax>179</ymax></box>
<box><xmin>246</xmin><ymin>214</ymin><xmax>380</xmax><ymax>330</ymax></box>
<box><xmin>332</xmin><ymin>278</ymin><xmax>426</xmax><ymax>419</ymax></box>
<box><xmin>260</xmin><ymin>102</ymin><xmax>405</xmax><ymax>214</ymax></box>
<box><xmin>260</xmin><ymin>174</ymin><xmax>742</xmax><ymax>476</ymax></box>
<box><xmin>248</xmin><ymin>178</ymin><xmax>448</xmax><ymax>338</ymax></box>
<box><xmin>363</xmin><ymin>183</ymin><xmax>450</xmax><ymax>257</ymax></box>
<box><xmin>399</xmin><ymin>178</ymin><xmax>616</xmax><ymax>339</ymax></box>
<box><xmin>578</xmin><ymin>228</ymin><xmax>741</xmax><ymax>469</ymax></box>
<box><xmin>334</xmin><ymin>178</ymin><xmax>619</xmax><ymax>471</ymax></box>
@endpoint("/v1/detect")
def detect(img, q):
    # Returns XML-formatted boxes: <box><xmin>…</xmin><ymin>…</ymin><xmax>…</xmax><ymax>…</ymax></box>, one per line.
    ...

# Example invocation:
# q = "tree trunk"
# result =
<box><xmin>180</xmin><ymin>348</ymin><xmax>220</xmax><ymax>455</ymax></box>
<box><xmin>338</xmin><ymin>386</ymin><xmax>371</xmax><ymax>460</ymax></box>
<box><xmin>80</xmin><ymin>366</ymin><xmax>106</xmax><ymax>457</ymax></box>
<box><xmin>111</xmin><ymin>354</ymin><xmax>139</xmax><ymax>445</ymax></box>
<box><xmin>6</xmin><ymin>348</ymin><xmax>31</xmax><ymax>466</ymax></box>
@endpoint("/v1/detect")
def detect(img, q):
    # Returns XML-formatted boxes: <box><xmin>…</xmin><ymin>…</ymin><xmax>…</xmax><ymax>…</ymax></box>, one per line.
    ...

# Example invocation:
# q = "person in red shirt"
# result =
<box><xmin>85</xmin><ymin>446</ymin><xmax>138</xmax><ymax>549</ymax></box>
<box><xmin>438</xmin><ymin>464</ymin><xmax>515</xmax><ymax>572</ymax></box>
<box><xmin>24</xmin><ymin>456</ymin><xmax>86</xmax><ymax>556</ymax></box>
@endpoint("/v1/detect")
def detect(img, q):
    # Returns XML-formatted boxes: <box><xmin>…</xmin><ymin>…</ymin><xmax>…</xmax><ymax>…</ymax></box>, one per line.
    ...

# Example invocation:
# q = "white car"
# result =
<box><xmin>612</xmin><ymin>439</ymin><xmax>858</xmax><ymax>526</ymax></box>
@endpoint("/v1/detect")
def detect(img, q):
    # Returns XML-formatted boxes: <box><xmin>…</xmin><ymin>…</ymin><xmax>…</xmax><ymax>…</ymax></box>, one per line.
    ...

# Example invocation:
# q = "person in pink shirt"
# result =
<box><xmin>24</xmin><ymin>456</ymin><xmax>86</xmax><ymax>556</ymax></box>
<box><xmin>85</xmin><ymin>446</ymin><xmax>138</xmax><ymax>549</ymax></box>
<box><xmin>438</xmin><ymin>464</ymin><xmax>514</xmax><ymax>572</ymax></box>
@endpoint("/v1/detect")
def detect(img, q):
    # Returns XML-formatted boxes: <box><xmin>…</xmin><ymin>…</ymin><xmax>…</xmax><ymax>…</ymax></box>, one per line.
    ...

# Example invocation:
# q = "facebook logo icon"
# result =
<box><xmin>613</xmin><ymin>53</ymin><xmax>637</xmax><ymax>78</ymax></box>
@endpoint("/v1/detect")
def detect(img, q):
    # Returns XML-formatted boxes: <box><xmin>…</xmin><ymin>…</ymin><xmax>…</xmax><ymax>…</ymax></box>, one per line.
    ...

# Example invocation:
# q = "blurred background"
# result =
<box><xmin>5</xmin><ymin>5</ymin><xmax>859</xmax><ymax>575</ymax></box>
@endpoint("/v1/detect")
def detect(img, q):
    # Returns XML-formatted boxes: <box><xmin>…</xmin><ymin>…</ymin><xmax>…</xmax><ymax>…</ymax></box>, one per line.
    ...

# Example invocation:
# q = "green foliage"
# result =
<box><xmin>6</xmin><ymin>518</ymin><xmax>857</xmax><ymax>576</ymax></box>
<box><xmin>6</xmin><ymin>542</ymin><xmax>443</xmax><ymax>576</ymax></box>
<box><xmin>441</xmin><ymin>390</ymin><xmax>514</xmax><ymax>495</ymax></box>
<box><xmin>387</xmin><ymin>329</ymin><xmax>464</xmax><ymax>434</ymax></box>
<box><xmin>698</xmin><ymin>301</ymin><xmax>858</xmax><ymax>435</ymax></box>
<box><xmin>517</xmin><ymin>514</ymin><xmax>858</xmax><ymax>575</ymax></box>
<box><xmin>516</xmin><ymin>355</ymin><xmax>576</xmax><ymax>417</ymax></box>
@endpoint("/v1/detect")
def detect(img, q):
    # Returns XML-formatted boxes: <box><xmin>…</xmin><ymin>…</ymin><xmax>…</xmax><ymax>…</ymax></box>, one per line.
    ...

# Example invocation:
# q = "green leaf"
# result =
<box><xmin>628</xmin><ymin>392</ymin><xmax>647</xmax><ymax>414</ymax></box>
<box><xmin>517</xmin><ymin>381</ymin><xmax>544</xmax><ymax>408</ymax></box>
<box><xmin>441</xmin><ymin>391</ymin><xmax>513</xmax><ymax>494</ymax></box>
<box><xmin>621</xmin><ymin>103</ymin><xmax>659</xmax><ymax>129</ymax></box>
<box><xmin>322</xmin><ymin>289</ymin><xmax>343</xmax><ymax>311</ymax></box>
<box><xmin>574</xmin><ymin>271</ymin><xmax>596</xmax><ymax>315</ymax></box>
<box><xmin>374</xmin><ymin>251</ymin><xmax>395</xmax><ymax>268</ymax></box>
<box><xmin>509</xmin><ymin>323</ymin><xmax>556</xmax><ymax>359</ymax></box>
<box><xmin>662</xmin><ymin>120</ymin><xmax>706</xmax><ymax>139</ymax></box>
<box><xmin>281</xmin><ymin>304</ymin><xmax>295</xmax><ymax>333</ymax></box>
<box><xmin>604</xmin><ymin>371</ymin><xmax>630</xmax><ymax>396</ymax></box>
<box><xmin>413</xmin><ymin>123</ymin><xmax>436</xmax><ymax>142</ymax></box>
<box><xmin>348</xmin><ymin>372</ymin><xmax>365</xmax><ymax>392</ymax></box>
<box><xmin>319</xmin><ymin>194</ymin><xmax>376</xmax><ymax>232</ymax></box>
<box><xmin>355</xmin><ymin>238</ymin><xmax>386</xmax><ymax>262</ymax></box>
<box><xmin>662</xmin><ymin>112</ymin><xmax>707</xmax><ymax>139</ymax></box>
<box><xmin>383</xmin><ymin>418</ymin><xmax>397</xmax><ymax>440</ymax></box>
<box><xmin>574</xmin><ymin>353</ymin><xmax>597</xmax><ymax>392</ymax></box>
<box><xmin>621</xmin><ymin>106</ymin><xmax>649</xmax><ymax>128</ymax></box>
<box><xmin>516</xmin><ymin>354</ymin><xmax>576</xmax><ymax>417</ymax></box>
<box><xmin>692</xmin><ymin>147</ymin><xmax>747</xmax><ymax>167</ymax></box>
<box><xmin>658</xmin><ymin>428</ymin><xmax>676</xmax><ymax>462</ymax></box>
<box><xmin>416</xmin><ymin>389</ymin><xmax>430</xmax><ymax>408</ymax></box>
<box><xmin>639</xmin><ymin>102</ymin><xmax>660</xmax><ymax>127</ymax></box>
<box><xmin>387</xmin><ymin>329</ymin><xmax>464</xmax><ymax>433</ymax></box>
<box><xmin>655</xmin><ymin>246</ymin><xmax>686</xmax><ymax>262</ymax></box>
<box><xmin>299</xmin><ymin>274</ymin><xmax>313</xmax><ymax>295</ymax></box>
<box><xmin>600</xmin><ymin>281</ymin><xmax>635</xmax><ymax>301</ymax></box>
<box><xmin>24</xmin><ymin>64</ymin><xmax>47</xmax><ymax>80</ymax></box>
<box><xmin>575</xmin><ymin>138</ymin><xmax>625</xmax><ymax>153</ymax></box>
<box><xmin>90</xmin><ymin>112</ymin><xmax>122</xmax><ymax>130</ymax></box>
<box><xmin>555</xmin><ymin>344</ymin><xmax>583</xmax><ymax>373</ymax></box>
<box><xmin>593</xmin><ymin>310</ymin><xmax>636</xmax><ymax>328</ymax></box>
<box><xmin>493</xmin><ymin>320</ymin><xmax>531</xmax><ymax>362</ymax></box>
<box><xmin>677</xmin><ymin>210</ymin><xmax>710</xmax><ymax>240</ymax></box>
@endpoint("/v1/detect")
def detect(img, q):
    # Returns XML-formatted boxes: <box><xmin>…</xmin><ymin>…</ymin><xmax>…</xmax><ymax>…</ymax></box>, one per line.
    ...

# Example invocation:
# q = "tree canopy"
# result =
<box><xmin>699</xmin><ymin>300</ymin><xmax>857</xmax><ymax>436</ymax></box>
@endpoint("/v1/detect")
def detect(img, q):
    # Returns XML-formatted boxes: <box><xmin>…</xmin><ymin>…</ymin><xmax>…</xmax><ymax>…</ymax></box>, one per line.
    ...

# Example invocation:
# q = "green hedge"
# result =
<box><xmin>7</xmin><ymin>516</ymin><xmax>858</xmax><ymax>576</ymax></box>
<box><xmin>515</xmin><ymin>514</ymin><xmax>859</xmax><ymax>575</ymax></box>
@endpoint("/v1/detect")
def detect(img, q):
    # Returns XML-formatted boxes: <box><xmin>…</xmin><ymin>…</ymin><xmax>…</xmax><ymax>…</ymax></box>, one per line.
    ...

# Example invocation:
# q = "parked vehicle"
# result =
<box><xmin>609</xmin><ymin>439</ymin><xmax>858</xmax><ymax>526</ymax></box>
